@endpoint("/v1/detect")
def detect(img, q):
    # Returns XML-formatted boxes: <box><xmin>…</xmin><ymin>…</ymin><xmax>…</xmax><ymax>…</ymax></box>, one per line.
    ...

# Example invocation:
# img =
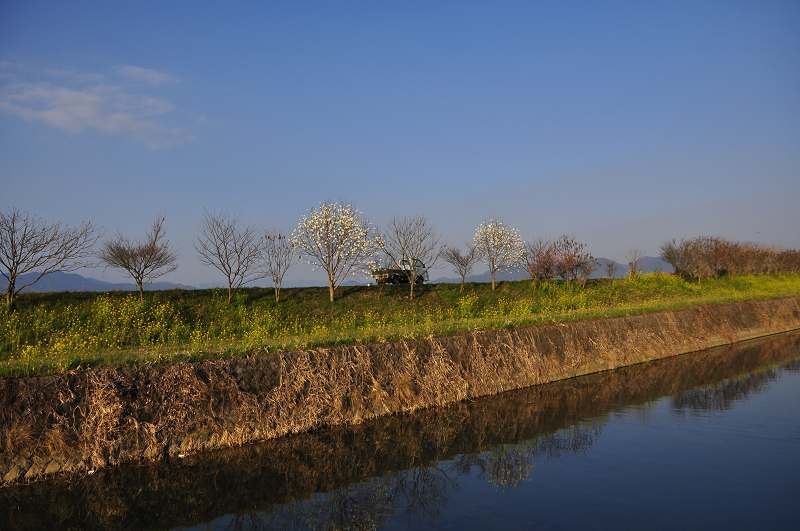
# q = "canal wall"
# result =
<box><xmin>2</xmin><ymin>296</ymin><xmax>800</xmax><ymax>485</ymax></box>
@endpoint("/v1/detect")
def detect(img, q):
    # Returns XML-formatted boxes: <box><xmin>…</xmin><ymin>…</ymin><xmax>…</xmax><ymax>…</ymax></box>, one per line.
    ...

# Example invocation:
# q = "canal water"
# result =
<box><xmin>2</xmin><ymin>331</ymin><xmax>799</xmax><ymax>530</ymax></box>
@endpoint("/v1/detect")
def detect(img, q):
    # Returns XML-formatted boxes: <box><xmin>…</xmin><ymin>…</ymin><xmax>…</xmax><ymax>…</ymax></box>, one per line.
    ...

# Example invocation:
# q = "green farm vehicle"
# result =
<box><xmin>371</xmin><ymin>259</ymin><xmax>429</xmax><ymax>285</ymax></box>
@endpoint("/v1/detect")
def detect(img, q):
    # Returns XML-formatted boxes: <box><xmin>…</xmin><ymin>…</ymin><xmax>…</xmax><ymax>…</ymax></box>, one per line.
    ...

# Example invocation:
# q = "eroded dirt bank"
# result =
<box><xmin>2</xmin><ymin>297</ymin><xmax>799</xmax><ymax>485</ymax></box>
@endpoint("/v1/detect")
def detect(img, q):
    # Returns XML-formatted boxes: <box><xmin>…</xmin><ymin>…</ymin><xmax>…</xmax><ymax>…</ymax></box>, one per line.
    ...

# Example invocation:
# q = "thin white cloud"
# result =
<box><xmin>114</xmin><ymin>65</ymin><xmax>175</xmax><ymax>86</ymax></box>
<box><xmin>0</xmin><ymin>63</ymin><xmax>189</xmax><ymax>148</ymax></box>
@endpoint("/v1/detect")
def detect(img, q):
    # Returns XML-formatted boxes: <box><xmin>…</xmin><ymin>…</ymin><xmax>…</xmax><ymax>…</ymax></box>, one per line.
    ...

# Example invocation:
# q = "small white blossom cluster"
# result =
<box><xmin>291</xmin><ymin>202</ymin><xmax>380</xmax><ymax>288</ymax></box>
<box><xmin>473</xmin><ymin>218</ymin><xmax>526</xmax><ymax>274</ymax></box>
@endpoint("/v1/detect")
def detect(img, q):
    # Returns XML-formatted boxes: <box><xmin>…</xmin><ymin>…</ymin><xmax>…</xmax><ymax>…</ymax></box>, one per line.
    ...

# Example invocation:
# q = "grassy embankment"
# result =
<box><xmin>2</xmin><ymin>273</ymin><xmax>800</xmax><ymax>376</ymax></box>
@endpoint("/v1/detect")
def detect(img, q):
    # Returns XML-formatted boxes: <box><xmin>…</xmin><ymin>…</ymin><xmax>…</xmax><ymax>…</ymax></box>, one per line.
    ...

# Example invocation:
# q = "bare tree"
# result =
<box><xmin>473</xmin><ymin>219</ymin><xmax>526</xmax><ymax>291</ymax></box>
<box><xmin>524</xmin><ymin>239</ymin><xmax>558</xmax><ymax>284</ymax></box>
<box><xmin>626</xmin><ymin>248</ymin><xmax>643</xmax><ymax>278</ymax></box>
<box><xmin>0</xmin><ymin>208</ymin><xmax>97</xmax><ymax>309</ymax></box>
<box><xmin>443</xmin><ymin>245</ymin><xmax>481</xmax><ymax>292</ymax></box>
<box><xmin>261</xmin><ymin>231</ymin><xmax>294</xmax><ymax>303</ymax></box>
<box><xmin>196</xmin><ymin>211</ymin><xmax>262</xmax><ymax>304</ymax></box>
<box><xmin>659</xmin><ymin>236</ymin><xmax>800</xmax><ymax>280</ymax></box>
<box><xmin>379</xmin><ymin>216</ymin><xmax>443</xmax><ymax>299</ymax></box>
<box><xmin>577</xmin><ymin>257</ymin><xmax>596</xmax><ymax>286</ymax></box>
<box><xmin>660</xmin><ymin>239</ymin><xmax>687</xmax><ymax>277</ymax></box>
<box><xmin>554</xmin><ymin>235</ymin><xmax>595</xmax><ymax>282</ymax></box>
<box><xmin>291</xmin><ymin>202</ymin><xmax>378</xmax><ymax>303</ymax></box>
<box><xmin>99</xmin><ymin>216</ymin><xmax>178</xmax><ymax>299</ymax></box>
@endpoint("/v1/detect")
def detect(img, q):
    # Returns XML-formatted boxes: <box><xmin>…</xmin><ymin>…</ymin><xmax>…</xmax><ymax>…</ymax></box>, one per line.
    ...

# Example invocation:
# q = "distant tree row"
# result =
<box><xmin>522</xmin><ymin>235</ymin><xmax>595</xmax><ymax>285</ymax></box>
<box><xmin>2</xmin><ymin>205</ymin><xmax>799</xmax><ymax>308</ymax></box>
<box><xmin>660</xmin><ymin>236</ymin><xmax>800</xmax><ymax>280</ymax></box>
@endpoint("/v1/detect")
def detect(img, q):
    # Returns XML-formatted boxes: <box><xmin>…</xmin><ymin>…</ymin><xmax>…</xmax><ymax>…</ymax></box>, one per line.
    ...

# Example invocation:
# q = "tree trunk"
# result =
<box><xmin>227</xmin><ymin>284</ymin><xmax>233</xmax><ymax>304</ymax></box>
<box><xmin>274</xmin><ymin>286</ymin><xmax>281</xmax><ymax>303</ymax></box>
<box><xmin>491</xmin><ymin>270</ymin><xmax>496</xmax><ymax>291</ymax></box>
<box><xmin>5</xmin><ymin>283</ymin><xmax>14</xmax><ymax>310</ymax></box>
<box><xmin>459</xmin><ymin>278</ymin><xmax>465</xmax><ymax>293</ymax></box>
<box><xmin>409</xmin><ymin>278</ymin><xmax>415</xmax><ymax>300</ymax></box>
<box><xmin>137</xmin><ymin>280</ymin><xmax>144</xmax><ymax>301</ymax></box>
<box><xmin>328</xmin><ymin>282</ymin><xmax>335</xmax><ymax>303</ymax></box>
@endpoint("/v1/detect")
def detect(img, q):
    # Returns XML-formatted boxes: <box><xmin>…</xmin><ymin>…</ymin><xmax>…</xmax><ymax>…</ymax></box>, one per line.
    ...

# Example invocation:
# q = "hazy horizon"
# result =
<box><xmin>2</xmin><ymin>1</ymin><xmax>798</xmax><ymax>286</ymax></box>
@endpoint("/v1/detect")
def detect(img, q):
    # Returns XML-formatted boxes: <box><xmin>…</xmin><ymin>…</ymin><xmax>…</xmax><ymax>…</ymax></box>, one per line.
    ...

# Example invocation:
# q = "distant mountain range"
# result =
<box><xmin>433</xmin><ymin>256</ymin><xmax>673</xmax><ymax>284</ymax></box>
<box><xmin>4</xmin><ymin>257</ymin><xmax>673</xmax><ymax>294</ymax></box>
<box><xmin>2</xmin><ymin>271</ymin><xmax>193</xmax><ymax>293</ymax></box>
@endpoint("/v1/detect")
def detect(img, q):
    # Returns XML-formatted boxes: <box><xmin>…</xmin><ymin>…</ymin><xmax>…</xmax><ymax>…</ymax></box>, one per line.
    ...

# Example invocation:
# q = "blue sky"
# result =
<box><xmin>1</xmin><ymin>1</ymin><xmax>798</xmax><ymax>285</ymax></box>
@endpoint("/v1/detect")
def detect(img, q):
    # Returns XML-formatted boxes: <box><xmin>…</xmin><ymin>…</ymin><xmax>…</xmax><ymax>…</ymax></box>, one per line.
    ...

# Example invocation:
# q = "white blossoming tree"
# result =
<box><xmin>291</xmin><ymin>202</ymin><xmax>378</xmax><ymax>303</ymax></box>
<box><xmin>473</xmin><ymin>218</ymin><xmax>525</xmax><ymax>291</ymax></box>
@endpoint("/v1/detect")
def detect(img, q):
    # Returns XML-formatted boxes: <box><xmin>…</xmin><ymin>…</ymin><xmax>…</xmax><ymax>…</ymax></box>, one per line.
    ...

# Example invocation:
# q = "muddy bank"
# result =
<box><xmin>2</xmin><ymin>297</ymin><xmax>799</xmax><ymax>485</ymax></box>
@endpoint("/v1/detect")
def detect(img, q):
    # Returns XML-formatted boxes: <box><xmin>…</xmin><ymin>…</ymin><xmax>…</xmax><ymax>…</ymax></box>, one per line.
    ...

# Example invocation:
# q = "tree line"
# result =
<box><xmin>2</xmin><ymin>204</ymin><xmax>799</xmax><ymax>308</ymax></box>
<box><xmin>660</xmin><ymin>236</ymin><xmax>800</xmax><ymax>280</ymax></box>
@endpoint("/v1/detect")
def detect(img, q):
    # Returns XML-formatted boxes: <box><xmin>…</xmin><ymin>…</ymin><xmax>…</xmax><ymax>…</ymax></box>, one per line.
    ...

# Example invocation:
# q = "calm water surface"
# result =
<box><xmin>3</xmin><ymin>332</ymin><xmax>799</xmax><ymax>530</ymax></box>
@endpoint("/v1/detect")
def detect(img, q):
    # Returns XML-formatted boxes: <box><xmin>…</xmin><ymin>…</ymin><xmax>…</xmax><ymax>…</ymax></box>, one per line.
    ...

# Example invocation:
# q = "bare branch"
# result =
<box><xmin>524</xmin><ymin>239</ymin><xmax>558</xmax><ymax>283</ymax></box>
<box><xmin>626</xmin><ymin>248</ymin><xmax>643</xmax><ymax>278</ymax></box>
<box><xmin>659</xmin><ymin>236</ymin><xmax>800</xmax><ymax>280</ymax></box>
<box><xmin>196</xmin><ymin>211</ymin><xmax>262</xmax><ymax>303</ymax></box>
<box><xmin>443</xmin><ymin>245</ymin><xmax>481</xmax><ymax>292</ymax></box>
<box><xmin>99</xmin><ymin>216</ymin><xmax>178</xmax><ymax>299</ymax></box>
<box><xmin>553</xmin><ymin>235</ymin><xmax>595</xmax><ymax>284</ymax></box>
<box><xmin>261</xmin><ymin>231</ymin><xmax>294</xmax><ymax>302</ymax></box>
<box><xmin>379</xmin><ymin>216</ymin><xmax>443</xmax><ymax>299</ymax></box>
<box><xmin>0</xmin><ymin>208</ymin><xmax>97</xmax><ymax>308</ymax></box>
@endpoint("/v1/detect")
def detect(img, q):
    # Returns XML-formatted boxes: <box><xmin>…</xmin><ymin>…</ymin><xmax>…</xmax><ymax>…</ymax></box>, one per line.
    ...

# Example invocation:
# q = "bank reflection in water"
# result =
<box><xmin>2</xmin><ymin>332</ymin><xmax>799</xmax><ymax>531</ymax></box>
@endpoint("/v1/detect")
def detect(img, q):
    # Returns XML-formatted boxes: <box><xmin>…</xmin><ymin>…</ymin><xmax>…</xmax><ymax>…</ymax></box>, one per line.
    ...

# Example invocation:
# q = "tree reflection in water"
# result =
<box><xmin>783</xmin><ymin>358</ymin><xmax>800</xmax><ymax>372</ymax></box>
<box><xmin>455</xmin><ymin>421</ymin><xmax>603</xmax><ymax>491</ymax></box>
<box><xmin>671</xmin><ymin>369</ymin><xmax>778</xmax><ymax>413</ymax></box>
<box><xmin>214</xmin><ymin>465</ymin><xmax>455</xmax><ymax>531</ymax></box>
